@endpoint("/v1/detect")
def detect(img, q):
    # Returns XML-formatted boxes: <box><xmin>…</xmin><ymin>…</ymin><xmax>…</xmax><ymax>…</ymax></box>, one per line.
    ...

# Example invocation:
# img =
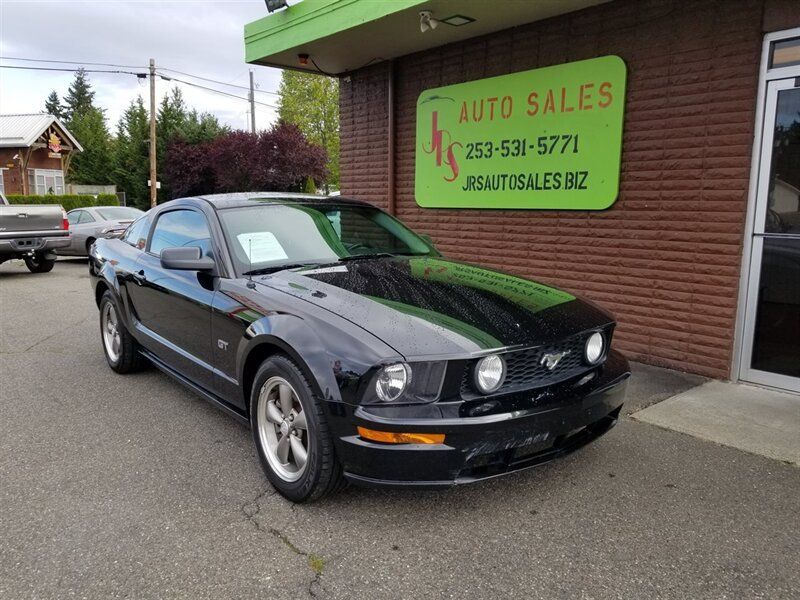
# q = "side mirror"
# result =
<box><xmin>160</xmin><ymin>246</ymin><xmax>215</xmax><ymax>271</ymax></box>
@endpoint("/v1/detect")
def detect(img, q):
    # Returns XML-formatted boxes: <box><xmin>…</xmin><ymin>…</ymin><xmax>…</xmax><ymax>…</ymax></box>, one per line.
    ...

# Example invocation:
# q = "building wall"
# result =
<box><xmin>0</xmin><ymin>148</ymin><xmax>64</xmax><ymax>195</ymax></box>
<box><xmin>339</xmin><ymin>0</ymin><xmax>800</xmax><ymax>379</ymax></box>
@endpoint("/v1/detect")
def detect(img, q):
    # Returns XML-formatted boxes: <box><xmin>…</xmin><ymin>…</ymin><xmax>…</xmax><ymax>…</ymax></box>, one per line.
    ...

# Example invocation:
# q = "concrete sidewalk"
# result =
<box><xmin>632</xmin><ymin>380</ymin><xmax>800</xmax><ymax>466</ymax></box>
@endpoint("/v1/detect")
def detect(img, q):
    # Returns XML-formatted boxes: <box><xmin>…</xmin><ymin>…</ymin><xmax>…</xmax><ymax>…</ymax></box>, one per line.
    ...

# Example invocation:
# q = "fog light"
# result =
<box><xmin>474</xmin><ymin>354</ymin><xmax>505</xmax><ymax>394</ymax></box>
<box><xmin>375</xmin><ymin>363</ymin><xmax>410</xmax><ymax>402</ymax></box>
<box><xmin>585</xmin><ymin>332</ymin><xmax>605</xmax><ymax>364</ymax></box>
<box><xmin>357</xmin><ymin>427</ymin><xmax>445</xmax><ymax>444</ymax></box>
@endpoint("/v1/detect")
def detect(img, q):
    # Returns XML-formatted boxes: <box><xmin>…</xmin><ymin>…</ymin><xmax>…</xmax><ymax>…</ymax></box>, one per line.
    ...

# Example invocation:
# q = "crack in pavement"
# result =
<box><xmin>241</xmin><ymin>487</ymin><xmax>326</xmax><ymax>598</ymax></box>
<box><xmin>0</xmin><ymin>315</ymin><xmax>93</xmax><ymax>355</ymax></box>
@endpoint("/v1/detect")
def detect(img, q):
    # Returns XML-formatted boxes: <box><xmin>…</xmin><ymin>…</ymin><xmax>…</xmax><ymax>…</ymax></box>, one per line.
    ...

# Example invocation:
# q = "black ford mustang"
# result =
<box><xmin>90</xmin><ymin>193</ymin><xmax>629</xmax><ymax>502</ymax></box>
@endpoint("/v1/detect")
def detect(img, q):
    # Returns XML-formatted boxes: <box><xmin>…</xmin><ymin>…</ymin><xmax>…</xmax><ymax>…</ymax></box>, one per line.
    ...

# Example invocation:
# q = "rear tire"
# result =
<box><xmin>250</xmin><ymin>355</ymin><xmax>345</xmax><ymax>502</ymax></box>
<box><xmin>24</xmin><ymin>253</ymin><xmax>55</xmax><ymax>273</ymax></box>
<box><xmin>85</xmin><ymin>238</ymin><xmax>96</xmax><ymax>255</ymax></box>
<box><xmin>99</xmin><ymin>290</ymin><xmax>146</xmax><ymax>373</ymax></box>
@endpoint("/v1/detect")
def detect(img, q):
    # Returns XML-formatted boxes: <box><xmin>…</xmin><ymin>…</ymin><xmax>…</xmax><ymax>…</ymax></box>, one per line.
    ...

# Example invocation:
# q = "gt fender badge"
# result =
<box><xmin>217</xmin><ymin>339</ymin><xmax>229</xmax><ymax>351</ymax></box>
<box><xmin>540</xmin><ymin>350</ymin><xmax>570</xmax><ymax>370</ymax></box>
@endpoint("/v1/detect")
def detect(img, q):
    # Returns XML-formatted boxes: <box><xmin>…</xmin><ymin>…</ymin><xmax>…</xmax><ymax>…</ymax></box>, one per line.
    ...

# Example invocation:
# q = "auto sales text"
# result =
<box><xmin>461</xmin><ymin>171</ymin><xmax>589</xmax><ymax>192</ymax></box>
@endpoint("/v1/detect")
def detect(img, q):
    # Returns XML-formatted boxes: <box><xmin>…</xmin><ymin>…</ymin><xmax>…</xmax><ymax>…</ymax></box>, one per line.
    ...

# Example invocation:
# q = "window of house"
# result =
<box><xmin>27</xmin><ymin>169</ymin><xmax>65</xmax><ymax>195</ymax></box>
<box><xmin>0</xmin><ymin>168</ymin><xmax>6</xmax><ymax>195</ymax></box>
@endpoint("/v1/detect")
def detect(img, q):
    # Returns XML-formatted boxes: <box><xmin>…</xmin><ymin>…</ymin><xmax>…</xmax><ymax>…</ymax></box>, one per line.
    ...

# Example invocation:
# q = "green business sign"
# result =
<box><xmin>415</xmin><ymin>56</ymin><xmax>626</xmax><ymax>210</ymax></box>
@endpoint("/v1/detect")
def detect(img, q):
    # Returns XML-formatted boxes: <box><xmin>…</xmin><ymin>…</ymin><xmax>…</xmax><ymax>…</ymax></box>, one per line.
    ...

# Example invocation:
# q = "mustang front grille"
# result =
<box><xmin>460</xmin><ymin>330</ymin><xmax>610</xmax><ymax>398</ymax></box>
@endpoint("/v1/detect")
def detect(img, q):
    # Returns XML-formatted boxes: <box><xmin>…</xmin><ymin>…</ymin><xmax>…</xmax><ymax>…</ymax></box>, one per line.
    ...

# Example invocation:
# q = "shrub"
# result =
<box><xmin>162</xmin><ymin>123</ymin><xmax>328</xmax><ymax>199</ymax></box>
<box><xmin>6</xmin><ymin>194</ymin><xmax>120</xmax><ymax>211</ymax></box>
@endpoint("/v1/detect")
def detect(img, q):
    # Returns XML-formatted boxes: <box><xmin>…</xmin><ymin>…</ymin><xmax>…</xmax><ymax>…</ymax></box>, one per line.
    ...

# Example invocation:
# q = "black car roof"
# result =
<box><xmin>193</xmin><ymin>192</ymin><xmax>372</xmax><ymax>210</ymax></box>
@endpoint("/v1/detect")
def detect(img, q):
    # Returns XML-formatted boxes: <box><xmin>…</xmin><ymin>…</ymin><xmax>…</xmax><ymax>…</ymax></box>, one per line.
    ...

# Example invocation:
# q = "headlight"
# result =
<box><xmin>474</xmin><ymin>354</ymin><xmax>506</xmax><ymax>394</ymax></box>
<box><xmin>375</xmin><ymin>363</ymin><xmax>411</xmax><ymax>402</ymax></box>
<box><xmin>363</xmin><ymin>361</ymin><xmax>446</xmax><ymax>405</ymax></box>
<box><xmin>585</xmin><ymin>332</ymin><xmax>605</xmax><ymax>364</ymax></box>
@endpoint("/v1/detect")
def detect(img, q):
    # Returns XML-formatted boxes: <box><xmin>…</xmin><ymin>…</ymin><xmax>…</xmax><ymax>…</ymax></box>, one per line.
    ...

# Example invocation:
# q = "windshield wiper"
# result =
<box><xmin>245</xmin><ymin>251</ymin><xmax>431</xmax><ymax>274</ymax></box>
<box><xmin>243</xmin><ymin>262</ymin><xmax>328</xmax><ymax>276</ymax></box>
<box><xmin>338</xmin><ymin>253</ymin><xmax>396</xmax><ymax>261</ymax></box>
<box><xmin>338</xmin><ymin>251</ymin><xmax>429</xmax><ymax>262</ymax></box>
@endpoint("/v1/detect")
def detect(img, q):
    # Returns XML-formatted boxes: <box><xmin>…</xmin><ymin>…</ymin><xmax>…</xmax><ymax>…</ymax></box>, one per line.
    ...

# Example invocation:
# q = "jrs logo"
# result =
<box><xmin>421</xmin><ymin>111</ymin><xmax>460</xmax><ymax>183</ymax></box>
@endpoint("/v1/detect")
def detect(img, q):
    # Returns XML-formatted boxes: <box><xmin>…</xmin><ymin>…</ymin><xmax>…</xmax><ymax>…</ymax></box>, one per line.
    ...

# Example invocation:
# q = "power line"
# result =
<box><xmin>0</xmin><ymin>55</ymin><xmax>282</xmax><ymax>98</ymax></box>
<box><xmin>0</xmin><ymin>62</ymin><xmax>278</xmax><ymax>110</ymax></box>
<box><xmin>0</xmin><ymin>56</ymin><xmax>144</xmax><ymax>70</ymax></box>
<box><xmin>158</xmin><ymin>73</ymin><xmax>278</xmax><ymax>109</ymax></box>
<box><xmin>158</xmin><ymin>66</ymin><xmax>281</xmax><ymax>96</ymax></box>
<box><xmin>0</xmin><ymin>64</ymin><xmax>145</xmax><ymax>76</ymax></box>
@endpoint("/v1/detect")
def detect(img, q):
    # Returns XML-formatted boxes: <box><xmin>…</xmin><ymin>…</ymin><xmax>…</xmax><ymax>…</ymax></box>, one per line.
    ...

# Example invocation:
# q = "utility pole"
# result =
<box><xmin>249</xmin><ymin>69</ymin><xmax>256</xmax><ymax>134</ymax></box>
<box><xmin>149</xmin><ymin>58</ymin><xmax>157</xmax><ymax>208</ymax></box>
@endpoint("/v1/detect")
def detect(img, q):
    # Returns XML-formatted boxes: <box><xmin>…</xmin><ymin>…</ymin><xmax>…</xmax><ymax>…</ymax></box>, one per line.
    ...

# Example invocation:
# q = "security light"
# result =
<box><xmin>441</xmin><ymin>14</ymin><xmax>475</xmax><ymax>27</ymax></box>
<box><xmin>265</xmin><ymin>0</ymin><xmax>288</xmax><ymax>13</ymax></box>
<box><xmin>419</xmin><ymin>11</ymin><xmax>439</xmax><ymax>33</ymax></box>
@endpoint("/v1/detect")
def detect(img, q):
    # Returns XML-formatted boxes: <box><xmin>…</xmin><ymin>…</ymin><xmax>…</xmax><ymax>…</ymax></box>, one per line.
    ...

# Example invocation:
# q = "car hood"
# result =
<box><xmin>259</xmin><ymin>256</ymin><xmax>613</xmax><ymax>359</ymax></box>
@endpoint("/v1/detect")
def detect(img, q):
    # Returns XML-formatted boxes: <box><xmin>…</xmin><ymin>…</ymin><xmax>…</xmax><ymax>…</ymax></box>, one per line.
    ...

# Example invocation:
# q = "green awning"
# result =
<box><xmin>245</xmin><ymin>0</ymin><xmax>611</xmax><ymax>75</ymax></box>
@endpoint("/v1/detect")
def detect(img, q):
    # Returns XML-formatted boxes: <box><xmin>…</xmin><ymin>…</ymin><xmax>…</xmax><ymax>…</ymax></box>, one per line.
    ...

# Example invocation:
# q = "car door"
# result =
<box><xmin>127</xmin><ymin>208</ymin><xmax>217</xmax><ymax>389</ymax></box>
<box><xmin>66</xmin><ymin>209</ymin><xmax>93</xmax><ymax>253</ymax></box>
<box><xmin>113</xmin><ymin>214</ymin><xmax>151</xmax><ymax>323</ymax></box>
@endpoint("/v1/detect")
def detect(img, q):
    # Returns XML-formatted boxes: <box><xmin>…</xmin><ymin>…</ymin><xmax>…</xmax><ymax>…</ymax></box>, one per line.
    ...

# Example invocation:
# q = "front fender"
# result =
<box><xmin>236</xmin><ymin>311</ymin><xmax>401</xmax><ymax>406</ymax></box>
<box><xmin>91</xmin><ymin>240</ymin><xmax>138</xmax><ymax>334</ymax></box>
<box><xmin>93</xmin><ymin>255</ymin><xmax>123</xmax><ymax>309</ymax></box>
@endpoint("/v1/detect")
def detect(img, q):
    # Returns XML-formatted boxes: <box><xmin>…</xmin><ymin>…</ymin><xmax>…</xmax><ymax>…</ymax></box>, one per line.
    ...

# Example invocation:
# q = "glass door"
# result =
<box><xmin>740</xmin><ymin>78</ymin><xmax>800</xmax><ymax>393</ymax></box>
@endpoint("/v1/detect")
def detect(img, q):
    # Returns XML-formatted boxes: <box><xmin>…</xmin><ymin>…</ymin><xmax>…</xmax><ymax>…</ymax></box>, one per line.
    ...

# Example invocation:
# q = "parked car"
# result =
<box><xmin>58</xmin><ymin>205</ymin><xmax>143</xmax><ymax>257</ymax></box>
<box><xmin>0</xmin><ymin>191</ymin><xmax>70</xmax><ymax>273</ymax></box>
<box><xmin>89</xmin><ymin>193</ymin><xmax>629</xmax><ymax>502</ymax></box>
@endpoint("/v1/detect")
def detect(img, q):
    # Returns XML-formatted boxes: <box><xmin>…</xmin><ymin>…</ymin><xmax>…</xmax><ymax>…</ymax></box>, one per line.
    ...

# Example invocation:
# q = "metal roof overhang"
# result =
<box><xmin>245</xmin><ymin>0</ymin><xmax>611</xmax><ymax>75</ymax></box>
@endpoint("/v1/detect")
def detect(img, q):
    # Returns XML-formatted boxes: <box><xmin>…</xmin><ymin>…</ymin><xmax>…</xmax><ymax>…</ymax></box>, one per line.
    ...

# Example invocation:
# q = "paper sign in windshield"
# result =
<box><xmin>237</xmin><ymin>231</ymin><xmax>288</xmax><ymax>263</ymax></box>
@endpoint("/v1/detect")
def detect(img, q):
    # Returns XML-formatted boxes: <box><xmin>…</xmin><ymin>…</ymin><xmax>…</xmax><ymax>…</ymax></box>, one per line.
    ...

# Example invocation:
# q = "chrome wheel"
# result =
<box><xmin>102</xmin><ymin>302</ymin><xmax>121</xmax><ymax>362</ymax></box>
<box><xmin>257</xmin><ymin>376</ymin><xmax>309</xmax><ymax>482</ymax></box>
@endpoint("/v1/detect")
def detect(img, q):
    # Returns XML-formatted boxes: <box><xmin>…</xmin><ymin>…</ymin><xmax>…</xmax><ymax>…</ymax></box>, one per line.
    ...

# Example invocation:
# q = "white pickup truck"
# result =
<box><xmin>0</xmin><ymin>192</ymin><xmax>70</xmax><ymax>273</ymax></box>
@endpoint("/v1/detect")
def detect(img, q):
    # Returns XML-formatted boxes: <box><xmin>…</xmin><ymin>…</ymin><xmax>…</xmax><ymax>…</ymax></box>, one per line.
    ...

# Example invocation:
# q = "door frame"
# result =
<box><xmin>732</xmin><ymin>27</ymin><xmax>800</xmax><ymax>393</ymax></box>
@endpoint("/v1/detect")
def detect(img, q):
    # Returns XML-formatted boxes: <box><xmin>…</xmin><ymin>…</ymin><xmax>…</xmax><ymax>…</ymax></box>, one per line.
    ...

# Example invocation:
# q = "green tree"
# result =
<box><xmin>278</xmin><ymin>70</ymin><xmax>339</xmax><ymax>191</ymax></box>
<box><xmin>61</xmin><ymin>69</ymin><xmax>113</xmax><ymax>185</ymax></box>
<box><xmin>44</xmin><ymin>91</ymin><xmax>65</xmax><ymax>120</ymax></box>
<box><xmin>182</xmin><ymin>109</ymin><xmax>229</xmax><ymax>144</ymax></box>
<box><xmin>63</xmin><ymin>68</ymin><xmax>96</xmax><ymax>122</ymax></box>
<box><xmin>68</xmin><ymin>106</ymin><xmax>113</xmax><ymax>185</ymax></box>
<box><xmin>156</xmin><ymin>87</ymin><xmax>189</xmax><ymax>199</ymax></box>
<box><xmin>112</xmin><ymin>97</ymin><xmax>150</xmax><ymax>209</ymax></box>
<box><xmin>154</xmin><ymin>87</ymin><xmax>229</xmax><ymax>200</ymax></box>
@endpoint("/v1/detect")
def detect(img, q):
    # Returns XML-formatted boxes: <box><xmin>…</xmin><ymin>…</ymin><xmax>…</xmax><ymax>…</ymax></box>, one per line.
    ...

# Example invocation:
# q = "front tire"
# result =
<box><xmin>99</xmin><ymin>290</ymin><xmax>146</xmax><ymax>373</ymax></box>
<box><xmin>250</xmin><ymin>355</ymin><xmax>344</xmax><ymax>502</ymax></box>
<box><xmin>24</xmin><ymin>253</ymin><xmax>55</xmax><ymax>273</ymax></box>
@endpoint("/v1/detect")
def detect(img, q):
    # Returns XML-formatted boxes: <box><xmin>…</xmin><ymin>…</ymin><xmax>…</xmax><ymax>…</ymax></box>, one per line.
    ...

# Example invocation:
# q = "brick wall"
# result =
<box><xmin>339</xmin><ymin>0</ymin><xmax>793</xmax><ymax>379</ymax></box>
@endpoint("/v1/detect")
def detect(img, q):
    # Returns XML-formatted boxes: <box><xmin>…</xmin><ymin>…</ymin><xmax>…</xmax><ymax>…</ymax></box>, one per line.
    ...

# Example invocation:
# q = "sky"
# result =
<box><xmin>0</xmin><ymin>0</ymin><xmax>285</xmax><ymax>132</ymax></box>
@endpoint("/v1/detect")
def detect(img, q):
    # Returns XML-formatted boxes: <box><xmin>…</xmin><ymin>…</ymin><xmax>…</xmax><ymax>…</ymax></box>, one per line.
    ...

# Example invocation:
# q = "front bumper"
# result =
<box><xmin>333</xmin><ymin>350</ymin><xmax>629</xmax><ymax>488</ymax></box>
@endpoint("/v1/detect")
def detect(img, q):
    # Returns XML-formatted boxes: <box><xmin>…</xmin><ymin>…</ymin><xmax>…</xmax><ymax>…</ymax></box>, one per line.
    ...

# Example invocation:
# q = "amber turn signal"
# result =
<box><xmin>357</xmin><ymin>426</ymin><xmax>445</xmax><ymax>445</ymax></box>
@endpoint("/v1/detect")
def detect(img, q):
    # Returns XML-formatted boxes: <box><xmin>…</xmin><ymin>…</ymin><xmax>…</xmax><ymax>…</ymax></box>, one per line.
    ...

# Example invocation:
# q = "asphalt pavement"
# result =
<box><xmin>0</xmin><ymin>259</ymin><xmax>797</xmax><ymax>599</ymax></box>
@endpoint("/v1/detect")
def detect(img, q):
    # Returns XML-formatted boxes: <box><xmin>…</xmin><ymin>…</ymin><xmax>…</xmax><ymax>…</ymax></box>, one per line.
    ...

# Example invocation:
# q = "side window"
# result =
<box><xmin>78</xmin><ymin>211</ymin><xmax>96</xmax><ymax>224</ymax></box>
<box><xmin>67</xmin><ymin>210</ymin><xmax>82</xmax><ymax>225</ymax></box>
<box><xmin>122</xmin><ymin>216</ymin><xmax>149</xmax><ymax>250</ymax></box>
<box><xmin>149</xmin><ymin>210</ymin><xmax>212</xmax><ymax>257</ymax></box>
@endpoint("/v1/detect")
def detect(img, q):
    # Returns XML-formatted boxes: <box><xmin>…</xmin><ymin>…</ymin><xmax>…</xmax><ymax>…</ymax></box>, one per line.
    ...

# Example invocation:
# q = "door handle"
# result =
<box><xmin>132</xmin><ymin>269</ymin><xmax>147</xmax><ymax>284</ymax></box>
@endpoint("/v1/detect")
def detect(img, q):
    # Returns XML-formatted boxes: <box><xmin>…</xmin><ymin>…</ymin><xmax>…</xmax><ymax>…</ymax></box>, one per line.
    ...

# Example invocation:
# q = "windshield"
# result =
<box><xmin>96</xmin><ymin>206</ymin><xmax>143</xmax><ymax>221</ymax></box>
<box><xmin>218</xmin><ymin>203</ymin><xmax>433</xmax><ymax>275</ymax></box>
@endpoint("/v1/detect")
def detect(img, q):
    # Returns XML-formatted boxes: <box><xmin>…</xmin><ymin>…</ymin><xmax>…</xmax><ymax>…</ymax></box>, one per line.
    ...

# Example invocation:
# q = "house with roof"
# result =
<box><xmin>0</xmin><ymin>113</ymin><xmax>83</xmax><ymax>196</ymax></box>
